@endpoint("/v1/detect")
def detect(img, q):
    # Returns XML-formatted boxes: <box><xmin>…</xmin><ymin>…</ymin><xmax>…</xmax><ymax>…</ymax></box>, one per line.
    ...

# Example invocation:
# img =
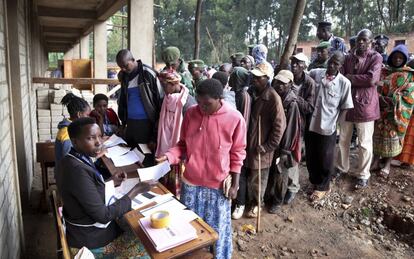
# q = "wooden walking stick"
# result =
<box><xmin>257</xmin><ymin>116</ymin><xmax>262</xmax><ymax>233</ymax></box>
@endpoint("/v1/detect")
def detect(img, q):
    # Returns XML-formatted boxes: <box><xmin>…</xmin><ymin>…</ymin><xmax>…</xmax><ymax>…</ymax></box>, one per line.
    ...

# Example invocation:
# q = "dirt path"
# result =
<box><xmin>232</xmin><ymin>163</ymin><xmax>414</xmax><ymax>258</ymax></box>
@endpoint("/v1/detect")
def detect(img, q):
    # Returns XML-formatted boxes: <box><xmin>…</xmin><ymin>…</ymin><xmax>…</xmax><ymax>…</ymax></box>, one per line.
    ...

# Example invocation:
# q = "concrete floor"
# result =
<box><xmin>22</xmin><ymin>165</ymin><xmax>56</xmax><ymax>259</ymax></box>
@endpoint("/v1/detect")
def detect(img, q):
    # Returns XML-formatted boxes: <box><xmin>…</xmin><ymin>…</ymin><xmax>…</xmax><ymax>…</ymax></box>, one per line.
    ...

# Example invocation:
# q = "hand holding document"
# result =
<box><xmin>112</xmin><ymin>148</ymin><xmax>145</xmax><ymax>167</ymax></box>
<box><xmin>137</xmin><ymin>161</ymin><xmax>171</xmax><ymax>181</ymax></box>
<box><xmin>104</xmin><ymin>134</ymin><xmax>127</xmax><ymax>148</ymax></box>
<box><xmin>106</xmin><ymin>145</ymin><xmax>130</xmax><ymax>158</ymax></box>
<box><xmin>138</xmin><ymin>143</ymin><xmax>152</xmax><ymax>154</ymax></box>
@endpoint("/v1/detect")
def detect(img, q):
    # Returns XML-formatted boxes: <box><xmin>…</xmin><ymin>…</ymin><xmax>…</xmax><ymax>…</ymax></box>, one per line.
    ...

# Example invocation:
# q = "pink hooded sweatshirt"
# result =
<box><xmin>165</xmin><ymin>101</ymin><xmax>247</xmax><ymax>189</ymax></box>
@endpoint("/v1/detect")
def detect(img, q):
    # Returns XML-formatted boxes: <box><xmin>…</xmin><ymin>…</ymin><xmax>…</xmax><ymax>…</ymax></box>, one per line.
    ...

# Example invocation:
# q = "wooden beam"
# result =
<box><xmin>33</xmin><ymin>77</ymin><xmax>120</xmax><ymax>85</ymax></box>
<box><xmin>43</xmin><ymin>26</ymin><xmax>83</xmax><ymax>34</ymax></box>
<box><xmin>96</xmin><ymin>0</ymin><xmax>127</xmax><ymax>21</ymax></box>
<box><xmin>38</xmin><ymin>6</ymin><xmax>96</xmax><ymax>20</ymax></box>
<box><xmin>45</xmin><ymin>36</ymin><xmax>77</xmax><ymax>43</ymax></box>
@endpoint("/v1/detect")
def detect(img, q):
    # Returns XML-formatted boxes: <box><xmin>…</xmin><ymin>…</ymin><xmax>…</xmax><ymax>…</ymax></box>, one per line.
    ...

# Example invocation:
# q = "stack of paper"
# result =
<box><xmin>139</xmin><ymin>215</ymin><xmax>197</xmax><ymax>252</ymax></box>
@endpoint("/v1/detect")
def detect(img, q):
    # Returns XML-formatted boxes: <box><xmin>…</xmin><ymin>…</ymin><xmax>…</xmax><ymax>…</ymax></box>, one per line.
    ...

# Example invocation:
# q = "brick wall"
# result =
<box><xmin>18</xmin><ymin>0</ymin><xmax>34</xmax><ymax>195</ymax></box>
<box><xmin>0</xmin><ymin>0</ymin><xmax>23</xmax><ymax>257</ymax></box>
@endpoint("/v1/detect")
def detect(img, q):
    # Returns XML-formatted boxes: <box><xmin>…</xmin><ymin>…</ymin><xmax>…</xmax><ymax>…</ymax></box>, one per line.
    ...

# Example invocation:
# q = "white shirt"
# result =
<box><xmin>308</xmin><ymin>69</ymin><xmax>353</xmax><ymax>135</ymax></box>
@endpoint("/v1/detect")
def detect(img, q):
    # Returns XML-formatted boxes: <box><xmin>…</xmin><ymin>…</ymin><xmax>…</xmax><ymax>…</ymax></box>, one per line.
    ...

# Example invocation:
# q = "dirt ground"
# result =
<box><xmin>23</xmin><ymin>154</ymin><xmax>414</xmax><ymax>259</ymax></box>
<box><xmin>232</xmin><ymin>158</ymin><xmax>414</xmax><ymax>259</ymax></box>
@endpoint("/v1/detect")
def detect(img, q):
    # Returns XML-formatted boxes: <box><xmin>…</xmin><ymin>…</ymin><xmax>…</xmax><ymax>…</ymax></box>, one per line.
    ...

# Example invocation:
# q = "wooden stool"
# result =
<box><xmin>36</xmin><ymin>141</ymin><xmax>56</xmax><ymax>197</ymax></box>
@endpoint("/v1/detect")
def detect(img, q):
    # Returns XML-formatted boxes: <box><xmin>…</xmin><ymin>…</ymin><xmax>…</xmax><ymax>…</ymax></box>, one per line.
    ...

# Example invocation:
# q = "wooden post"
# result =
<box><xmin>257</xmin><ymin>116</ymin><xmax>262</xmax><ymax>233</ymax></box>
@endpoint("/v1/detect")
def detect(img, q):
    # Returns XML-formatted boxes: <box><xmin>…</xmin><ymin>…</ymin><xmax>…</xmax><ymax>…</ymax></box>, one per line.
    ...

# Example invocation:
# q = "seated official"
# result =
<box><xmin>56</xmin><ymin>117</ymin><xmax>150</xmax><ymax>258</ymax></box>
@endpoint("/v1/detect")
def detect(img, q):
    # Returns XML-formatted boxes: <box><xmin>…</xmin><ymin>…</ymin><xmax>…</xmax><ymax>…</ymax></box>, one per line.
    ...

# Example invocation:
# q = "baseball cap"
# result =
<box><xmin>317</xmin><ymin>41</ymin><xmax>331</xmax><ymax>49</ymax></box>
<box><xmin>188</xmin><ymin>59</ymin><xmax>206</xmax><ymax>70</ymax></box>
<box><xmin>274</xmin><ymin>70</ymin><xmax>294</xmax><ymax>84</ymax></box>
<box><xmin>290</xmin><ymin>53</ymin><xmax>310</xmax><ymax>67</ymax></box>
<box><xmin>251</xmin><ymin>63</ymin><xmax>273</xmax><ymax>78</ymax></box>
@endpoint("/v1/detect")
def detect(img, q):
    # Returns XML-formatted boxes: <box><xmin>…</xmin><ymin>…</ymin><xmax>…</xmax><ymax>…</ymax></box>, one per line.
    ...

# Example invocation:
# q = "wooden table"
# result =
<box><xmin>101</xmin><ymin>154</ymin><xmax>218</xmax><ymax>259</ymax></box>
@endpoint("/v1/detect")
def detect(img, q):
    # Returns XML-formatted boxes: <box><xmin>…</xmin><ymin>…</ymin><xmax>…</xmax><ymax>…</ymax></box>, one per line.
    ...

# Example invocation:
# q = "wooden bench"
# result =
<box><xmin>50</xmin><ymin>190</ymin><xmax>71</xmax><ymax>259</ymax></box>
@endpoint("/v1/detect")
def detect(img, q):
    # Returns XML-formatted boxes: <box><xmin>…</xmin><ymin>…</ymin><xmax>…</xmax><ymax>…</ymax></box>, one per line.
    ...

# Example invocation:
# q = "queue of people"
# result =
<box><xmin>53</xmin><ymin>20</ymin><xmax>414</xmax><ymax>259</ymax></box>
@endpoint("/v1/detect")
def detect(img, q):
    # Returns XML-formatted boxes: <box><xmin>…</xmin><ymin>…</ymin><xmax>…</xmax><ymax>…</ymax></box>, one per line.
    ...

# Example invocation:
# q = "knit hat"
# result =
<box><xmin>188</xmin><ymin>59</ymin><xmax>206</xmax><ymax>70</ymax></box>
<box><xmin>243</xmin><ymin>55</ymin><xmax>255</xmax><ymax>65</ymax></box>
<box><xmin>317</xmin><ymin>41</ymin><xmax>331</xmax><ymax>49</ymax></box>
<box><xmin>161</xmin><ymin>46</ymin><xmax>181</xmax><ymax>64</ymax></box>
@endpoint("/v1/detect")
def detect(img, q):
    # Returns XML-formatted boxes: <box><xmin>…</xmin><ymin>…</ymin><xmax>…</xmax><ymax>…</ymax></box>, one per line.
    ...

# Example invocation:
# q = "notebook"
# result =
<box><xmin>139</xmin><ymin>216</ymin><xmax>198</xmax><ymax>252</ymax></box>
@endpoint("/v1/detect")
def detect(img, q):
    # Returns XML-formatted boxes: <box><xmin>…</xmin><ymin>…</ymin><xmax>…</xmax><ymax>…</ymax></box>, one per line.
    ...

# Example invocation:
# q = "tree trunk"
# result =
<box><xmin>194</xmin><ymin>0</ymin><xmax>203</xmax><ymax>59</ymax></box>
<box><xmin>278</xmin><ymin>0</ymin><xmax>307</xmax><ymax>71</ymax></box>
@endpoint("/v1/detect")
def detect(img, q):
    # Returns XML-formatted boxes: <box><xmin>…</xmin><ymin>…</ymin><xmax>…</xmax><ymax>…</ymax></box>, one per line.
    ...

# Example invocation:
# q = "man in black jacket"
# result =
<box><xmin>116</xmin><ymin>49</ymin><xmax>163</xmax><ymax>162</ymax></box>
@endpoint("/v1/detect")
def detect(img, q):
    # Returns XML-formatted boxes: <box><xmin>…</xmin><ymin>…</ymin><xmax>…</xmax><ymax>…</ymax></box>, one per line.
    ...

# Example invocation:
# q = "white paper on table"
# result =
<box><xmin>106</xmin><ymin>145</ymin><xmax>131</xmax><ymax>158</ymax></box>
<box><xmin>104</xmin><ymin>134</ymin><xmax>127</xmax><ymax>148</ymax></box>
<box><xmin>115</xmin><ymin>178</ymin><xmax>141</xmax><ymax>196</ymax></box>
<box><xmin>105</xmin><ymin>180</ymin><xmax>117</xmax><ymax>206</ymax></box>
<box><xmin>112</xmin><ymin>148</ymin><xmax>145</xmax><ymax>167</ymax></box>
<box><xmin>137</xmin><ymin>161</ymin><xmax>171</xmax><ymax>181</ymax></box>
<box><xmin>172</xmin><ymin>209</ymin><xmax>200</xmax><ymax>223</ymax></box>
<box><xmin>138</xmin><ymin>193</ymin><xmax>173</xmax><ymax>213</ymax></box>
<box><xmin>140</xmin><ymin>196</ymin><xmax>186</xmax><ymax>217</ymax></box>
<box><xmin>138</xmin><ymin>143</ymin><xmax>152</xmax><ymax>154</ymax></box>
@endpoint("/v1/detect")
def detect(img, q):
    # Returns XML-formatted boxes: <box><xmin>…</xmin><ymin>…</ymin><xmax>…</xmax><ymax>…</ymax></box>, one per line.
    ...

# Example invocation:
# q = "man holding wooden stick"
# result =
<box><xmin>245</xmin><ymin>63</ymin><xmax>286</xmax><ymax>218</ymax></box>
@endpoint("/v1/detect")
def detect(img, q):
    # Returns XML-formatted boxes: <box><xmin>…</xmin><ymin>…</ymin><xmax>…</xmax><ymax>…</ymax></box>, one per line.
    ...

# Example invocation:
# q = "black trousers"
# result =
<box><xmin>126</xmin><ymin>119</ymin><xmax>155</xmax><ymax>166</ymax></box>
<box><xmin>235</xmin><ymin>166</ymin><xmax>248</xmax><ymax>206</ymax></box>
<box><xmin>305</xmin><ymin>130</ymin><xmax>336</xmax><ymax>191</ymax></box>
<box><xmin>265</xmin><ymin>157</ymin><xmax>289</xmax><ymax>206</ymax></box>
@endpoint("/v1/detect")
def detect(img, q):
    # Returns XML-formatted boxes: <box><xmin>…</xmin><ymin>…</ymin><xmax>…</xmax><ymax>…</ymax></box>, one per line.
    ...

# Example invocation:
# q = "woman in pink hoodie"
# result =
<box><xmin>157</xmin><ymin>79</ymin><xmax>246</xmax><ymax>259</ymax></box>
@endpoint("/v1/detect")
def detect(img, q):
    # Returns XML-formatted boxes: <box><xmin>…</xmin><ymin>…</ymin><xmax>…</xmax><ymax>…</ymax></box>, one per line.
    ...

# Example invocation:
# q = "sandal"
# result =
<box><xmin>354</xmin><ymin>179</ymin><xmax>368</xmax><ymax>189</ymax></box>
<box><xmin>378</xmin><ymin>168</ymin><xmax>390</xmax><ymax>178</ymax></box>
<box><xmin>309</xmin><ymin>189</ymin><xmax>331</xmax><ymax>203</ymax></box>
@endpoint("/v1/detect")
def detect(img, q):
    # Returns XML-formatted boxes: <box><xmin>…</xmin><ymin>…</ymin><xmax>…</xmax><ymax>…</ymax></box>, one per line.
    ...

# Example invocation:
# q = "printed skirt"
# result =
<box><xmin>180</xmin><ymin>182</ymin><xmax>232</xmax><ymax>259</ymax></box>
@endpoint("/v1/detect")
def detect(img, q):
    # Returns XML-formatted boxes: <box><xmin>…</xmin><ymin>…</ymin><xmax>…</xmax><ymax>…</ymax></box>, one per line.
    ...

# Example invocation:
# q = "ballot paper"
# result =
<box><xmin>104</xmin><ymin>134</ymin><xmax>127</xmax><ymax>148</ymax></box>
<box><xmin>140</xmin><ymin>195</ymin><xmax>186</xmax><ymax>217</ymax></box>
<box><xmin>137</xmin><ymin>161</ymin><xmax>171</xmax><ymax>181</ymax></box>
<box><xmin>112</xmin><ymin>148</ymin><xmax>145</xmax><ymax>167</ymax></box>
<box><xmin>106</xmin><ymin>145</ymin><xmax>131</xmax><ymax>158</ymax></box>
<box><xmin>116</xmin><ymin>178</ymin><xmax>141</xmax><ymax>196</ymax></box>
<box><xmin>113</xmin><ymin>178</ymin><xmax>161</xmax><ymax>209</ymax></box>
<box><xmin>138</xmin><ymin>143</ymin><xmax>152</xmax><ymax>154</ymax></box>
<box><xmin>105</xmin><ymin>180</ymin><xmax>116</xmax><ymax>206</ymax></box>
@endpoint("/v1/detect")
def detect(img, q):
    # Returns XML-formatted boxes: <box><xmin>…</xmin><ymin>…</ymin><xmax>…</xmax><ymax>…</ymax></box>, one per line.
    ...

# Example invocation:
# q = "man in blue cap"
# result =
<box><xmin>374</xmin><ymin>34</ymin><xmax>389</xmax><ymax>64</ymax></box>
